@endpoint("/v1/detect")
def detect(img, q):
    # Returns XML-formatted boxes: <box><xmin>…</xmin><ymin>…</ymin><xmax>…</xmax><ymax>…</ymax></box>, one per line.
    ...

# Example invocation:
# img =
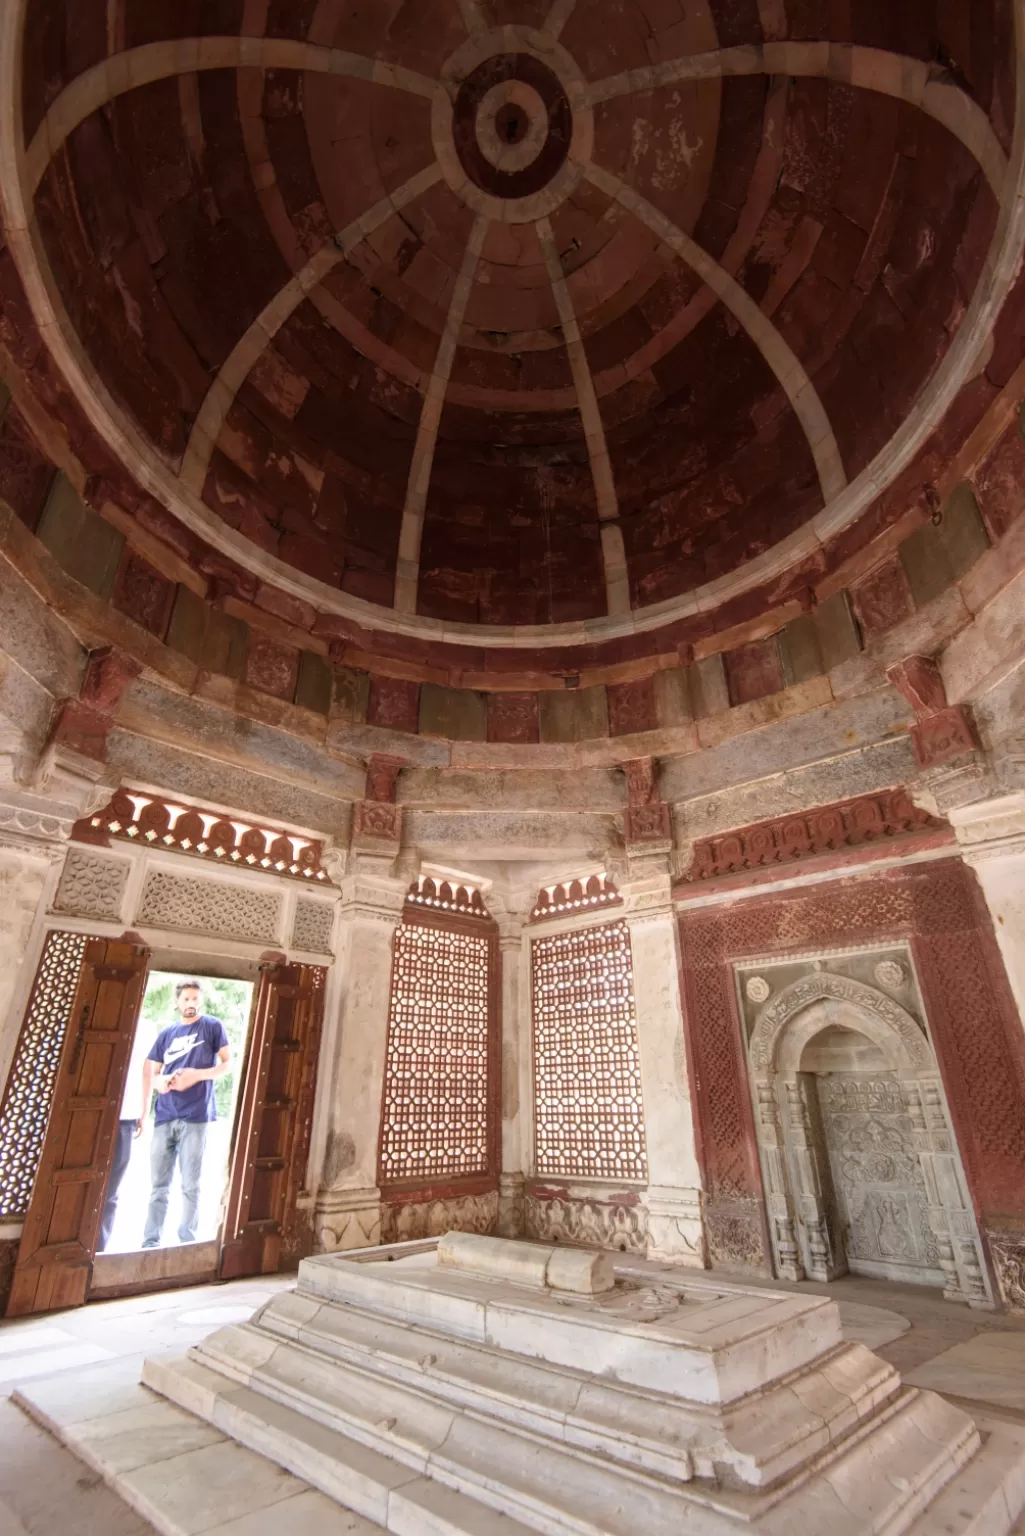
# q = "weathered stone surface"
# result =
<box><xmin>832</xmin><ymin>587</ymin><xmax>972</xmax><ymax>700</ymax></box>
<box><xmin>851</xmin><ymin>556</ymin><xmax>916</xmax><ymax>639</ymax></box>
<box><xmin>688</xmin><ymin>654</ymin><xmax>729</xmax><ymax>718</ymax></box>
<box><xmin>419</xmin><ymin>683</ymin><xmax>487</xmax><ymax>742</ymax></box>
<box><xmin>368</xmin><ymin>675</ymin><xmax>420</xmax><ymax>734</ymax></box>
<box><xmin>397</xmin><ymin>766</ymin><xmax>623</xmax><ymax>811</ymax></box>
<box><xmin>662</xmin><ymin>689</ymin><xmax>914</xmax><ymax>802</ymax></box>
<box><xmin>244</xmin><ymin>635</ymin><xmax>299</xmax><ymax>702</ymax></box>
<box><xmin>111</xmin><ymin>549</ymin><xmax>174</xmax><ymax>638</ymax></box>
<box><xmin>0</xmin><ymin>547</ymin><xmax>83</xmax><ymax>701</ymax></box>
<box><xmin>724</xmin><ymin>638</ymin><xmax>784</xmax><ymax>706</ymax></box>
<box><xmin>900</xmin><ymin>484</ymin><xmax>991</xmax><ymax>609</ymax></box>
<box><xmin>487</xmin><ymin>692</ymin><xmax>540</xmax><ymax>744</ymax></box>
<box><xmin>107</xmin><ymin>727</ymin><xmax>355</xmax><ymax>838</ymax></box>
<box><xmin>539</xmin><ymin>686</ymin><xmax>609</xmax><ymax>743</ymax></box>
<box><xmin>116</xmin><ymin>678</ymin><xmax>364</xmax><ymax>799</ymax></box>
<box><xmin>672</xmin><ymin>736</ymin><xmax>919</xmax><ymax>845</ymax></box>
<box><xmin>653</xmin><ymin>667</ymin><xmax>693</xmax><ymax>728</ymax></box>
<box><xmin>607</xmin><ymin>677</ymin><xmax>658</xmax><ymax>737</ymax></box>
<box><xmin>202</xmin><ymin>607</ymin><xmax>248</xmax><ymax>680</ymax></box>
<box><xmin>814</xmin><ymin>590</ymin><xmax>861</xmax><ymax>670</ymax></box>
<box><xmin>332</xmin><ymin>666</ymin><xmax>370</xmax><ymax>726</ymax></box>
<box><xmin>295</xmin><ymin>650</ymin><xmax>333</xmax><ymax>717</ymax></box>
<box><xmin>779</xmin><ymin>615</ymin><xmax>824</xmax><ymax>687</ymax></box>
<box><xmin>36</xmin><ymin>476</ymin><xmax>123</xmax><ymax>598</ymax></box>
<box><xmin>406</xmin><ymin>809</ymin><xmax>615</xmax><ymax>860</ymax></box>
<box><xmin>165</xmin><ymin>584</ymin><xmax>207</xmax><ymax>666</ymax></box>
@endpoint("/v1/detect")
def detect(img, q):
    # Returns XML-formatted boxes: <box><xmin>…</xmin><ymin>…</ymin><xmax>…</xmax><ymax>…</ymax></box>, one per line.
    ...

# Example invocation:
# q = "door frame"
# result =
<box><xmin>87</xmin><ymin>945</ymin><xmax>266</xmax><ymax>1300</ymax></box>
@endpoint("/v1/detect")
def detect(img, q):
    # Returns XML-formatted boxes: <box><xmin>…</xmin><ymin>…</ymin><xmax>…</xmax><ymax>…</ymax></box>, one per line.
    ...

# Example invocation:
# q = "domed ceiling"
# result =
<box><xmin>5</xmin><ymin>0</ymin><xmax>1016</xmax><ymax>634</ymax></box>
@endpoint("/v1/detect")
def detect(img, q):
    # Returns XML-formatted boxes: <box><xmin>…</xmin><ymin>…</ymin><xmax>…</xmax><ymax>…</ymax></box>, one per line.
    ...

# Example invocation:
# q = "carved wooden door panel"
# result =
<box><xmin>220</xmin><ymin>964</ymin><xmax>324</xmax><ymax>1280</ymax></box>
<box><xmin>6</xmin><ymin>938</ymin><xmax>149</xmax><ymax>1317</ymax></box>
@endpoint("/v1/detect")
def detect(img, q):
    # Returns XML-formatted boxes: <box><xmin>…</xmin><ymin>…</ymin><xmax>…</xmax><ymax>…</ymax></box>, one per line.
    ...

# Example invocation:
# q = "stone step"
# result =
<box><xmin>145</xmin><ymin>1343</ymin><xmax>1000</xmax><ymax>1534</ymax></box>
<box><xmin>240</xmin><ymin>1287</ymin><xmax>901</xmax><ymax>1489</ymax></box>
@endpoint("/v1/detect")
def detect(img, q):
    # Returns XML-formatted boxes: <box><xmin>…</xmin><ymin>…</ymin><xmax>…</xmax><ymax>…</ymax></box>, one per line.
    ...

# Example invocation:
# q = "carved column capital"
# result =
<box><xmin>337</xmin><ymin>862</ymin><xmax>409</xmax><ymax>925</ymax></box>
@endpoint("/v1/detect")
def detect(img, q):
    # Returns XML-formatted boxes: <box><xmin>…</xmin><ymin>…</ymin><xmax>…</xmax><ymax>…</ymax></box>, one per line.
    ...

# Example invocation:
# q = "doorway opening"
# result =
<box><xmin>99</xmin><ymin>971</ymin><xmax>255</xmax><ymax>1259</ymax></box>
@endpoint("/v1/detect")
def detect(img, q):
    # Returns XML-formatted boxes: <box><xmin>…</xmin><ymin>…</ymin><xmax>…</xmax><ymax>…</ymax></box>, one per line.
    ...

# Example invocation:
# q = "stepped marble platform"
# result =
<box><xmin>32</xmin><ymin>1237</ymin><xmax>1025</xmax><ymax>1535</ymax></box>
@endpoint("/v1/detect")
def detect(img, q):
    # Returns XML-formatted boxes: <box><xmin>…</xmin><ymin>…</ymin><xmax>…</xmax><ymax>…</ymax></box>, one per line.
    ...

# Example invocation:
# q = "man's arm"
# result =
<box><xmin>167</xmin><ymin>1045</ymin><xmax>230</xmax><ymax>1091</ymax></box>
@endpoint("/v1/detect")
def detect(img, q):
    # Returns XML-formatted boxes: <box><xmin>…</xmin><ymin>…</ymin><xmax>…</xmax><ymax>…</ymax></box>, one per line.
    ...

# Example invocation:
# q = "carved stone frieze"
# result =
<box><xmin>682</xmin><ymin>788</ymin><xmax>945</xmax><ymax>883</ymax></box>
<box><xmin>704</xmin><ymin>1201</ymin><xmax>769</xmax><ymax>1271</ymax></box>
<box><xmin>525</xmin><ymin>1191</ymin><xmax>649</xmax><ymax>1255</ymax></box>
<box><xmin>988</xmin><ymin>1231</ymin><xmax>1025</xmax><ymax>1312</ymax></box>
<box><xmin>380</xmin><ymin>1190</ymin><xmax>499</xmax><ymax>1244</ymax></box>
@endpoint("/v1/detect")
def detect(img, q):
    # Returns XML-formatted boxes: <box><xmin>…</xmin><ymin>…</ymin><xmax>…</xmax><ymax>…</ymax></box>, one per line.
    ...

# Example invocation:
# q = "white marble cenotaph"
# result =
<box><xmin>144</xmin><ymin>1234</ymin><xmax>1025</xmax><ymax>1534</ymax></box>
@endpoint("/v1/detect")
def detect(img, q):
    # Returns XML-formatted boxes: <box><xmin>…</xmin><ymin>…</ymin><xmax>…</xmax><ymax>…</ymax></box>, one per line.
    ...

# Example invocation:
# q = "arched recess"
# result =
<box><xmin>747</xmin><ymin>971</ymin><xmax>992</xmax><ymax>1307</ymax></box>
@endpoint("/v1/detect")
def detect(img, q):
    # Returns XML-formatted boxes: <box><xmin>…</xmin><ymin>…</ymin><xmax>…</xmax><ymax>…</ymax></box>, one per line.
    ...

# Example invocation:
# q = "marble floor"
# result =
<box><xmin>0</xmin><ymin>1265</ymin><xmax>1024</xmax><ymax>1534</ymax></box>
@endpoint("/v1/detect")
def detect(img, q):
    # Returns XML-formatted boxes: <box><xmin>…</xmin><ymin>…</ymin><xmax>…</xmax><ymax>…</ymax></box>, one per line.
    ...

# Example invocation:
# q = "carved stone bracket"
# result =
<box><xmin>352</xmin><ymin>753</ymin><xmax>406</xmax><ymax>854</ymax></box>
<box><xmin>624</xmin><ymin>756</ymin><xmax>672</xmax><ymax>850</ymax></box>
<box><xmin>886</xmin><ymin>653</ymin><xmax>981</xmax><ymax>777</ymax></box>
<box><xmin>47</xmin><ymin>645</ymin><xmax>141</xmax><ymax>769</ymax></box>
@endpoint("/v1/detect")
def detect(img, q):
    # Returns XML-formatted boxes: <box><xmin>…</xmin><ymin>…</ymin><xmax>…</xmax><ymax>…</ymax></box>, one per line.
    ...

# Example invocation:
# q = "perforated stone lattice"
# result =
<box><xmin>532</xmin><ymin>920</ymin><xmax>647</xmax><ymax>1182</ymax></box>
<box><xmin>0</xmin><ymin>929</ymin><xmax>87</xmax><ymax>1218</ymax></box>
<box><xmin>291</xmin><ymin>897</ymin><xmax>335</xmax><ymax>954</ymax></box>
<box><xmin>379</xmin><ymin>922</ymin><xmax>492</xmax><ymax>1184</ymax></box>
<box><xmin>136</xmin><ymin>870</ymin><xmax>281</xmax><ymax>943</ymax></box>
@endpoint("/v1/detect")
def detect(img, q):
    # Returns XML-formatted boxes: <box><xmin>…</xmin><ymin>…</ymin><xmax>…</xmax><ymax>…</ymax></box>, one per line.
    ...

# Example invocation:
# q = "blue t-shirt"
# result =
<box><xmin>147</xmin><ymin>1015</ymin><xmax>228</xmax><ymax>1125</ymax></box>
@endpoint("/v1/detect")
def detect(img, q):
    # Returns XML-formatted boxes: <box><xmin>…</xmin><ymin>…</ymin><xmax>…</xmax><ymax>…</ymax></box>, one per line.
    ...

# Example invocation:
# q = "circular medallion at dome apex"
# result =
<box><xmin>3</xmin><ymin>0</ymin><xmax>1021</xmax><ymax>642</ymax></box>
<box><xmin>433</xmin><ymin>27</ymin><xmax>594</xmax><ymax>221</ymax></box>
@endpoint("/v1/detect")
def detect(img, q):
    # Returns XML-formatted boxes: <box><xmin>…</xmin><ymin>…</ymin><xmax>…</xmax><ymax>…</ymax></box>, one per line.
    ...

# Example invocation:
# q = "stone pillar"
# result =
<box><xmin>313</xmin><ymin>855</ymin><xmax>408</xmax><ymax>1254</ymax></box>
<box><xmin>496</xmin><ymin>910</ymin><xmax>528</xmax><ymax>1238</ymax></box>
<box><xmin>621</xmin><ymin>858</ymin><xmax>705</xmax><ymax>1266</ymax></box>
<box><xmin>950</xmin><ymin>793</ymin><xmax>1025</xmax><ymax>1032</ymax></box>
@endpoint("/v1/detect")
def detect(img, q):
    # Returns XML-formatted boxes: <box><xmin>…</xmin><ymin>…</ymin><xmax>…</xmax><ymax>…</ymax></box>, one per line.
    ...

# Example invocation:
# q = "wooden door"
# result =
<box><xmin>7</xmin><ymin>938</ymin><xmax>149</xmax><ymax>1317</ymax></box>
<box><xmin>220</xmin><ymin>964</ymin><xmax>324</xmax><ymax>1280</ymax></box>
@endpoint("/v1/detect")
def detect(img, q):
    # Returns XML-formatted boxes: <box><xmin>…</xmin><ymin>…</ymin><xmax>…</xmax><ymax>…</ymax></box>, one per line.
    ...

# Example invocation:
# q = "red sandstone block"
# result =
<box><xmin>850</xmin><ymin>554</ymin><xmax>916</xmax><ymax>638</ymax></box>
<box><xmin>608</xmin><ymin>677</ymin><xmax>658</xmax><ymax>736</ymax></box>
<box><xmin>368</xmin><ymin>674</ymin><xmax>420</xmax><ymax>733</ymax></box>
<box><xmin>723</xmin><ymin>637</ymin><xmax>784</xmax><ymax>706</ymax></box>
<box><xmin>244</xmin><ymin>635</ymin><xmax>300</xmax><ymax>703</ymax></box>
<box><xmin>112</xmin><ymin>549</ymin><xmax>175</xmax><ymax>639</ymax></box>
<box><xmin>487</xmin><ymin>692</ymin><xmax>540</xmax><ymax>744</ymax></box>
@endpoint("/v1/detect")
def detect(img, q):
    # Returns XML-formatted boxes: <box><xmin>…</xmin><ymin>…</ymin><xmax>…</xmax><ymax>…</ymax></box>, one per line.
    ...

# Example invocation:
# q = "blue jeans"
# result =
<box><xmin>99</xmin><ymin>1119</ymin><xmax>137</xmax><ymax>1252</ymax></box>
<box><xmin>143</xmin><ymin>1120</ymin><xmax>209</xmax><ymax>1247</ymax></box>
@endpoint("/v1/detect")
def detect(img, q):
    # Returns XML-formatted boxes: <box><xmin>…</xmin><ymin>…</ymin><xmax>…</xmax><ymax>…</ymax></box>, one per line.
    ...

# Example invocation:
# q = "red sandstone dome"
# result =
<box><xmin>3</xmin><ymin>0</ymin><xmax>1020</xmax><ymax>637</ymax></box>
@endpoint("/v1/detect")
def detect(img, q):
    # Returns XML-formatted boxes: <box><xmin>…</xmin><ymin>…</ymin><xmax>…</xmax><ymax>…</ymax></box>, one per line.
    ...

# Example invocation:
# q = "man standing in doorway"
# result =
<box><xmin>141</xmin><ymin>980</ymin><xmax>230</xmax><ymax>1248</ymax></box>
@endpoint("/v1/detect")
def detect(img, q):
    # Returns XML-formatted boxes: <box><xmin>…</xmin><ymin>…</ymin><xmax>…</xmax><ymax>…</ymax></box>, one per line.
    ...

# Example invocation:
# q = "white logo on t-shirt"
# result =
<box><xmin>163</xmin><ymin>1032</ymin><xmax>201</xmax><ymax>1065</ymax></box>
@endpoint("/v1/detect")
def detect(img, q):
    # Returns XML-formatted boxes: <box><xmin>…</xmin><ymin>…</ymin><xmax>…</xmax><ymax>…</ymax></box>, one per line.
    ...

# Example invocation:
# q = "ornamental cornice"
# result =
<box><xmin>0</xmin><ymin>800</ymin><xmax>75</xmax><ymax>853</ymax></box>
